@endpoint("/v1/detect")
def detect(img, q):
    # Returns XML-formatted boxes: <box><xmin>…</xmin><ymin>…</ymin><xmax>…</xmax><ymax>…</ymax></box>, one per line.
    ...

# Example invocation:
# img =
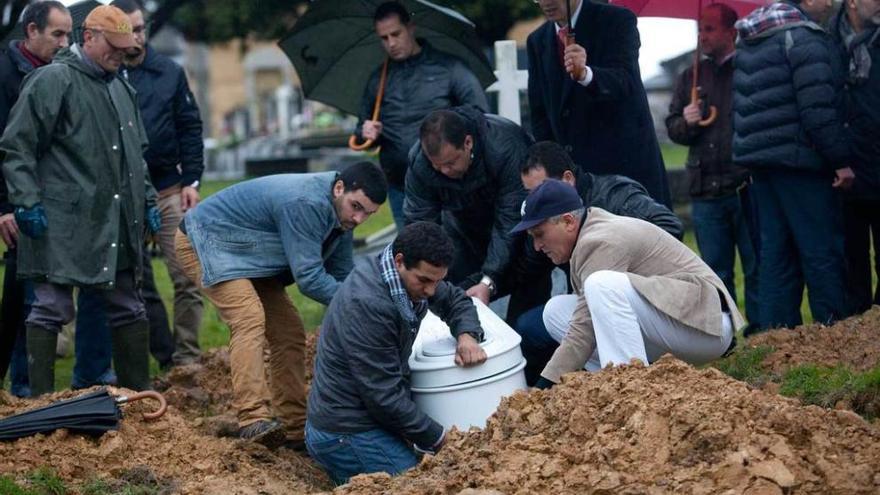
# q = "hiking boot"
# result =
<box><xmin>239</xmin><ymin>420</ymin><xmax>285</xmax><ymax>448</ymax></box>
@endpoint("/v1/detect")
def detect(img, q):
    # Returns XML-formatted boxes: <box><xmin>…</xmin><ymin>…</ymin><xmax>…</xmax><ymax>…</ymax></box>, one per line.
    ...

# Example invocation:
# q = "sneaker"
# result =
<box><xmin>238</xmin><ymin>420</ymin><xmax>285</xmax><ymax>448</ymax></box>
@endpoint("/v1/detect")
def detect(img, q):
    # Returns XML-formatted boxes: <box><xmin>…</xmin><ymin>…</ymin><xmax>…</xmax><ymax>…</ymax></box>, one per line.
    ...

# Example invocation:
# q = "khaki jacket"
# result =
<box><xmin>542</xmin><ymin>208</ymin><xmax>745</xmax><ymax>382</ymax></box>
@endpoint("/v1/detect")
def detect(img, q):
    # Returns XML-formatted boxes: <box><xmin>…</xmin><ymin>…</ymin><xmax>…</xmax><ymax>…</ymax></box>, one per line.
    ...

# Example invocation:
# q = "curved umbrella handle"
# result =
<box><xmin>116</xmin><ymin>391</ymin><xmax>168</xmax><ymax>420</ymax></box>
<box><xmin>698</xmin><ymin>105</ymin><xmax>718</xmax><ymax>127</ymax></box>
<box><xmin>349</xmin><ymin>57</ymin><xmax>389</xmax><ymax>153</ymax></box>
<box><xmin>348</xmin><ymin>134</ymin><xmax>376</xmax><ymax>151</ymax></box>
<box><xmin>689</xmin><ymin>86</ymin><xmax>718</xmax><ymax>127</ymax></box>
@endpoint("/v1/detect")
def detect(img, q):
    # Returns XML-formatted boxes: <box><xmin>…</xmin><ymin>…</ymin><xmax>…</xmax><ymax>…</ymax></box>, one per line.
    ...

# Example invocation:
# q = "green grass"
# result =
<box><xmin>661</xmin><ymin>142</ymin><xmax>688</xmax><ymax>169</ymax></box>
<box><xmin>0</xmin><ymin>469</ymin><xmax>166</xmax><ymax>495</ymax></box>
<box><xmin>778</xmin><ymin>364</ymin><xmax>880</xmax><ymax>418</ymax></box>
<box><xmin>0</xmin><ymin>476</ymin><xmax>33</xmax><ymax>495</ymax></box>
<box><xmin>713</xmin><ymin>345</ymin><xmax>776</xmax><ymax>387</ymax></box>
<box><xmin>27</xmin><ymin>467</ymin><xmax>67</xmax><ymax>495</ymax></box>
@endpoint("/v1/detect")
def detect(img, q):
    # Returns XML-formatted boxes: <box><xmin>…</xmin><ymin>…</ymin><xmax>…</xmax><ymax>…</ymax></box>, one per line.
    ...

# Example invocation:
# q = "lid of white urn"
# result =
<box><xmin>409</xmin><ymin>298</ymin><xmax>524</xmax><ymax>389</ymax></box>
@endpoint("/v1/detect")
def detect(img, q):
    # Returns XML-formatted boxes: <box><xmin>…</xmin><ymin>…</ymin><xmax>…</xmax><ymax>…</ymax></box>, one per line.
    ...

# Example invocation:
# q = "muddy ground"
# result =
<box><xmin>1</xmin><ymin>310</ymin><xmax>879</xmax><ymax>494</ymax></box>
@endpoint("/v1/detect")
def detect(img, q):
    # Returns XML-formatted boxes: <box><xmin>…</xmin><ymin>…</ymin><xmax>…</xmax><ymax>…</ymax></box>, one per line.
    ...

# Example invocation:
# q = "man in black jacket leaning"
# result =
<box><xmin>830</xmin><ymin>0</ymin><xmax>880</xmax><ymax>316</ymax></box>
<box><xmin>75</xmin><ymin>0</ymin><xmax>205</xmax><ymax>384</ymax></box>
<box><xmin>405</xmin><ymin>106</ymin><xmax>540</xmax><ymax>318</ymax></box>
<box><xmin>514</xmin><ymin>141</ymin><xmax>683</xmax><ymax>384</ymax></box>
<box><xmin>0</xmin><ymin>1</ymin><xmax>71</xmax><ymax>395</ymax></box>
<box><xmin>356</xmin><ymin>1</ymin><xmax>488</xmax><ymax>228</ymax></box>
<box><xmin>527</xmin><ymin>0</ymin><xmax>671</xmax><ymax>206</ymax></box>
<box><xmin>667</xmin><ymin>3</ymin><xmax>760</xmax><ymax>333</ymax></box>
<box><xmin>306</xmin><ymin>221</ymin><xmax>485</xmax><ymax>485</ymax></box>
<box><xmin>734</xmin><ymin>0</ymin><xmax>854</xmax><ymax>329</ymax></box>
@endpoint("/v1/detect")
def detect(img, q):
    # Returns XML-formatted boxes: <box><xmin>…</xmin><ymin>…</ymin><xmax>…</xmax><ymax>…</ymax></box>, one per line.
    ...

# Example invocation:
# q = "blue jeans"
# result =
<box><xmin>8</xmin><ymin>281</ymin><xmax>33</xmax><ymax>397</ymax></box>
<box><xmin>750</xmin><ymin>169</ymin><xmax>846</xmax><ymax>329</ymax></box>
<box><xmin>514</xmin><ymin>304</ymin><xmax>559</xmax><ymax>386</ymax></box>
<box><xmin>305</xmin><ymin>421</ymin><xmax>418</xmax><ymax>486</ymax></box>
<box><xmin>2</xmin><ymin>249</ymin><xmax>32</xmax><ymax>397</ymax></box>
<box><xmin>387</xmin><ymin>185</ymin><xmax>406</xmax><ymax>230</ymax></box>
<box><xmin>692</xmin><ymin>189</ymin><xmax>760</xmax><ymax>327</ymax></box>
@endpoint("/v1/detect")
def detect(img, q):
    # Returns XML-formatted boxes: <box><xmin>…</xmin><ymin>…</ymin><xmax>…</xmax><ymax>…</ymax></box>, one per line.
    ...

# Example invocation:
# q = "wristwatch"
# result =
<box><xmin>479</xmin><ymin>274</ymin><xmax>496</xmax><ymax>296</ymax></box>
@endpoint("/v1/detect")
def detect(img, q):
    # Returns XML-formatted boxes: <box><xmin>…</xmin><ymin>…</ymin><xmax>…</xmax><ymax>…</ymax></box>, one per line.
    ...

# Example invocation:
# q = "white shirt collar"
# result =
<box><xmin>554</xmin><ymin>0</ymin><xmax>583</xmax><ymax>33</ymax></box>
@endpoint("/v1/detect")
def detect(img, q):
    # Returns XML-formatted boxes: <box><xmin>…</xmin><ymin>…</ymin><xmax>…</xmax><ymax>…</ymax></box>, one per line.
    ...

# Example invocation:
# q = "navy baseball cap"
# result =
<box><xmin>510</xmin><ymin>179</ymin><xmax>584</xmax><ymax>233</ymax></box>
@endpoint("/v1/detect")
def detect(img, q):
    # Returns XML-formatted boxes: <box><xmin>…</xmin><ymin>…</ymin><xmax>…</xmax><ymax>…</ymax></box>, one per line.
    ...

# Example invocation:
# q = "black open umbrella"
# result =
<box><xmin>0</xmin><ymin>389</ymin><xmax>167</xmax><ymax>441</ymax></box>
<box><xmin>0</xmin><ymin>0</ymin><xmax>101</xmax><ymax>48</ymax></box>
<box><xmin>278</xmin><ymin>0</ymin><xmax>495</xmax><ymax>118</ymax></box>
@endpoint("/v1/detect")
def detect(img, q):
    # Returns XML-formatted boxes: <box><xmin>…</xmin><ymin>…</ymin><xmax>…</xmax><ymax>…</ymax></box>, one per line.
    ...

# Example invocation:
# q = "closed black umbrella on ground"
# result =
<box><xmin>0</xmin><ymin>389</ymin><xmax>166</xmax><ymax>441</ymax></box>
<box><xmin>278</xmin><ymin>0</ymin><xmax>495</xmax><ymax>117</ymax></box>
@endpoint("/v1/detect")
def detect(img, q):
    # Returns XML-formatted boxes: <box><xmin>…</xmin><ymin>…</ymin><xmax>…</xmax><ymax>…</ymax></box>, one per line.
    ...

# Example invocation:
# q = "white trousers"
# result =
<box><xmin>543</xmin><ymin>271</ymin><xmax>733</xmax><ymax>370</ymax></box>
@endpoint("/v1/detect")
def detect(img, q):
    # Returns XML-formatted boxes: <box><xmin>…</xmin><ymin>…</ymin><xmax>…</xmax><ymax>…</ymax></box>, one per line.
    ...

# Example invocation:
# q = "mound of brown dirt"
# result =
<box><xmin>0</xmin><ymin>387</ymin><xmax>332</xmax><ymax>493</ymax></box>
<box><xmin>746</xmin><ymin>307</ymin><xmax>880</xmax><ymax>375</ymax></box>
<box><xmin>337</xmin><ymin>358</ymin><xmax>880</xmax><ymax>495</ymax></box>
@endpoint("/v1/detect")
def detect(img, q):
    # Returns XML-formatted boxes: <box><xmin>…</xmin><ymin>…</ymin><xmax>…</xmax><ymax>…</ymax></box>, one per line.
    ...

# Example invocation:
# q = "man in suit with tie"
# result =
<box><xmin>527</xmin><ymin>0</ymin><xmax>672</xmax><ymax>206</ymax></box>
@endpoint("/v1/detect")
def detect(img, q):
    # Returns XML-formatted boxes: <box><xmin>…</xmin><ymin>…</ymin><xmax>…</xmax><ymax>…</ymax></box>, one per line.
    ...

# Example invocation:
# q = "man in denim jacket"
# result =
<box><xmin>176</xmin><ymin>162</ymin><xmax>387</xmax><ymax>448</ymax></box>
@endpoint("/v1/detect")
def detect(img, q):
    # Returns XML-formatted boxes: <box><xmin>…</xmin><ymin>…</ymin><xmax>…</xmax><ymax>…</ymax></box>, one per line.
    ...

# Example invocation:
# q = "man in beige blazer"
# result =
<box><xmin>511</xmin><ymin>180</ymin><xmax>744</xmax><ymax>389</ymax></box>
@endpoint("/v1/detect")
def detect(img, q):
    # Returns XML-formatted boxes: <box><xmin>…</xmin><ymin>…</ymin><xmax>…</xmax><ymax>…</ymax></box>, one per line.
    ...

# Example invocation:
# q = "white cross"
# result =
<box><xmin>487</xmin><ymin>40</ymin><xmax>529</xmax><ymax>126</ymax></box>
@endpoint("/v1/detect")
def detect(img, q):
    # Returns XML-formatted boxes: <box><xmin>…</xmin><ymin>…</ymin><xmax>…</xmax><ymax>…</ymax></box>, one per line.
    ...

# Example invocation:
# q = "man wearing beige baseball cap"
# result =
<box><xmin>81</xmin><ymin>4</ymin><xmax>141</xmax><ymax>72</ymax></box>
<box><xmin>0</xmin><ymin>4</ymin><xmax>159</xmax><ymax>395</ymax></box>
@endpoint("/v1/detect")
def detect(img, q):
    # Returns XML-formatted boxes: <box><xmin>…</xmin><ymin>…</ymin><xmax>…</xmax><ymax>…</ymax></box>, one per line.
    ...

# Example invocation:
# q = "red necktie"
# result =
<box><xmin>557</xmin><ymin>26</ymin><xmax>569</xmax><ymax>67</ymax></box>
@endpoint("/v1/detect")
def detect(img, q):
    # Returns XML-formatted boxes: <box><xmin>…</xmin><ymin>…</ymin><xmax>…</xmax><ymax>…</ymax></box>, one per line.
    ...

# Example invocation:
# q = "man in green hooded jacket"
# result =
<box><xmin>0</xmin><ymin>5</ymin><xmax>158</xmax><ymax>395</ymax></box>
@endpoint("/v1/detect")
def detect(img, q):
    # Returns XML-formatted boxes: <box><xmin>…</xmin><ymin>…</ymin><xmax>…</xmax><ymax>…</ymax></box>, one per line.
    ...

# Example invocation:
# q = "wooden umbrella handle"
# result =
<box><xmin>116</xmin><ymin>390</ymin><xmax>168</xmax><ymax>420</ymax></box>
<box><xmin>690</xmin><ymin>86</ymin><xmax>718</xmax><ymax>127</ymax></box>
<box><xmin>349</xmin><ymin>57</ymin><xmax>389</xmax><ymax>152</ymax></box>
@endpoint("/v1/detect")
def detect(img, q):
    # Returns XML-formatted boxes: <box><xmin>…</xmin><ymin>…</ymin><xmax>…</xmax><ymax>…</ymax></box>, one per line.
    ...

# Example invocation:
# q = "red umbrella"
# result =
<box><xmin>609</xmin><ymin>0</ymin><xmax>769</xmax><ymax>126</ymax></box>
<box><xmin>608</xmin><ymin>0</ymin><xmax>768</xmax><ymax>20</ymax></box>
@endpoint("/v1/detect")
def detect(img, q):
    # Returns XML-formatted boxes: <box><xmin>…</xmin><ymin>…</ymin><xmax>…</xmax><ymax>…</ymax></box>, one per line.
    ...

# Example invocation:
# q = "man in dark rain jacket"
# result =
<box><xmin>0</xmin><ymin>5</ymin><xmax>158</xmax><ymax>395</ymax></box>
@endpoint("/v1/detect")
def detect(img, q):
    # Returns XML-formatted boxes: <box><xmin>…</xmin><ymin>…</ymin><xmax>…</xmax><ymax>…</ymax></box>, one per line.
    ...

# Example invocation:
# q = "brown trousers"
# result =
<box><xmin>175</xmin><ymin>230</ymin><xmax>306</xmax><ymax>439</ymax></box>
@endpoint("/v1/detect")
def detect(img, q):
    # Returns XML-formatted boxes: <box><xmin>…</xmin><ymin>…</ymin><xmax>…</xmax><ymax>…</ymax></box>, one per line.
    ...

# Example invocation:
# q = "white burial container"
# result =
<box><xmin>409</xmin><ymin>298</ymin><xmax>527</xmax><ymax>430</ymax></box>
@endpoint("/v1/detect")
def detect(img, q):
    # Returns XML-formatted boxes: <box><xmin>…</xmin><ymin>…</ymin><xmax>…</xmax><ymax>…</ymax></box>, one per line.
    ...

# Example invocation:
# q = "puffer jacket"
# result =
<box><xmin>829</xmin><ymin>7</ymin><xmax>880</xmax><ymax>200</ymax></box>
<box><xmin>404</xmin><ymin>105</ymin><xmax>532</xmax><ymax>288</ymax></box>
<box><xmin>733</xmin><ymin>1</ymin><xmax>852</xmax><ymax>171</ymax></box>
<box><xmin>355</xmin><ymin>42</ymin><xmax>488</xmax><ymax>188</ymax></box>
<box><xmin>579</xmin><ymin>171</ymin><xmax>684</xmax><ymax>240</ymax></box>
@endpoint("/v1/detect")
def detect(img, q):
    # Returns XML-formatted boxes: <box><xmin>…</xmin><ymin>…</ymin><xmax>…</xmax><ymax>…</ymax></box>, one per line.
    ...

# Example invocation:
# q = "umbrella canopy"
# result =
<box><xmin>0</xmin><ymin>389</ymin><xmax>166</xmax><ymax>441</ymax></box>
<box><xmin>1</xmin><ymin>0</ymin><xmax>101</xmax><ymax>48</ymax></box>
<box><xmin>278</xmin><ymin>0</ymin><xmax>495</xmax><ymax>117</ymax></box>
<box><xmin>608</xmin><ymin>0</ymin><xmax>769</xmax><ymax>20</ymax></box>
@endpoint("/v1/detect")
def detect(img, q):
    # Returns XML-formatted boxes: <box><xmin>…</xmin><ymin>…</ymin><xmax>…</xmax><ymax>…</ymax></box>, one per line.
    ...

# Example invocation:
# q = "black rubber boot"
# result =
<box><xmin>26</xmin><ymin>325</ymin><xmax>58</xmax><ymax>396</ymax></box>
<box><xmin>111</xmin><ymin>320</ymin><xmax>151</xmax><ymax>391</ymax></box>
